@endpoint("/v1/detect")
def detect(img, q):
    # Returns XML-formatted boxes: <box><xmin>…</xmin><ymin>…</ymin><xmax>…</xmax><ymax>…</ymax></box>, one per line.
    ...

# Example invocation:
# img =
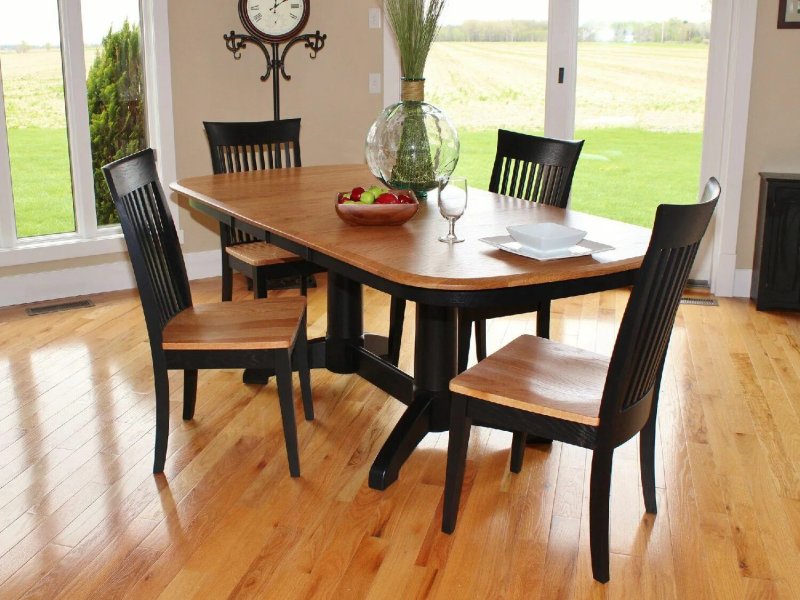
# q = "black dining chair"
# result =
<box><xmin>441</xmin><ymin>178</ymin><xmax>721</xmax><ymax>583</ymax></box>
<box><xmin>458</xmin><ymin>129</ymin><xmax>585</xmax><ymax>371</ymax></box>
<box><xmin>103</xmin><ymin>148</ymin><xmax>313</xmax><ymax>477</ymax></box>
<box><xmin>204</xmin><ymin>119</ymin><xmax>324</xmax><ymax>301</ymax></box>
<box><xmin>203</xmin><ymin>119</ymin><xmax>405</xmax><ymax>365</ymax></box>
<box><xmin>205</xmin><ymin>118</ymin><xmax>407</xmax><ymax>366</ymax></box>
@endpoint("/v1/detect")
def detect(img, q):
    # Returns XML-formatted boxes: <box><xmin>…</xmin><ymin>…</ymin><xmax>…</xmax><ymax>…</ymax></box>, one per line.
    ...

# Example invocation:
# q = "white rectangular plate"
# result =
<box><xmin>480</xmin><ymin>235</ymin><xmax>614</xmax><ymax>261</ymax></box>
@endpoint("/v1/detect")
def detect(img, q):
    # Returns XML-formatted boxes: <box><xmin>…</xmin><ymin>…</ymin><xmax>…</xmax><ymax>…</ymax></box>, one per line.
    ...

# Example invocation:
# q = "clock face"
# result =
<box><xmin>239</xmin><ymin>0</ymin><xmax>309</xmax><ymax>42</ymax></box>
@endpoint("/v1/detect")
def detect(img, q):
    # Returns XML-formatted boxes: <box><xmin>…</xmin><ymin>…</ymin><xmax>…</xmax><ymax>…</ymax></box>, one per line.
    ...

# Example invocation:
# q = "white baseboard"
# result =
<box><xmin>0</xmin><ymin>250</ymin><xmax>221</xmax><ymax>308</ymax></box>
<box><xmin>0</xmin><ymin>254</ymin><xmax>755</xmax><ymax>308</ymax></box>
<box><xmin>733</xmin><ymin>269</ymin><xmax>753</xmax><ymax>298</ymax></box>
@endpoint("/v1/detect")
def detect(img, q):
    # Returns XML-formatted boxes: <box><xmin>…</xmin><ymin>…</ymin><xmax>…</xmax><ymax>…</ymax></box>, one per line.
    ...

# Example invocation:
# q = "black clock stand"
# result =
<box><xmin>223</xmin><ymin>30</ymin><xmax>327</xmax><ymax>120</ymax></box>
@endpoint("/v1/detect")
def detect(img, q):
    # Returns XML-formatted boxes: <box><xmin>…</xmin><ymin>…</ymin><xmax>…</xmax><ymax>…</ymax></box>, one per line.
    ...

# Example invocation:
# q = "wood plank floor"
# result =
<box><xmin>1</xmin><ymin>275</ymin><xmax>799</xmax><ymax>598</ymax></box>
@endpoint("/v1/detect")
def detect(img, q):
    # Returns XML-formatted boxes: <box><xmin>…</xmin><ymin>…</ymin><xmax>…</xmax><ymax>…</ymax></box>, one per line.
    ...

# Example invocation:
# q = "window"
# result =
<box><xmin>0</xmin><ymin>0</ymin><xmax>174</xmax><ymax>265</ymax></box>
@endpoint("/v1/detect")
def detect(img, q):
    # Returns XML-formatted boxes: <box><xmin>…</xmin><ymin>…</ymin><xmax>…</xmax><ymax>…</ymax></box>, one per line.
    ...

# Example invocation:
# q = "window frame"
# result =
<box><xmin>0</xmin><ymin>0</ymin><xmax>178</xmax><ymax>268</ymax></box>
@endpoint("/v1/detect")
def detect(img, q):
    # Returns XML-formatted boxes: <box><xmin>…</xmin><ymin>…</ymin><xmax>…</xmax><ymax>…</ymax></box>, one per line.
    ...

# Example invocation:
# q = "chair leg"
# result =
<box><xmin>457</xmin><ymin>314</ymin><xmax>472</xmax><ymax>373</ymax></box>
<box><xmin>275</xmin><ymin>351</ymin><xmax>300</xmax><ymax>477</ymax></box>
<box><xmin>442</xmin><ymin>394</ymin><xmax>473</xmax><ymax>533</ymax></box>
<box><xmin>254</xmin><ymin>270</ymin><xmax>268</xmax><ymax>300</ymax></box>
<box><xmin>220</xmin><ymin>225</ymin><xmax>233</xmax><ymax>302</ymax></box>
<box><xmin>510</xmin><ymin>431</ymin><xmax>526</xmax><ymax>473</ymax></box>
<box><xmin>300</xmin><ymin>275</ymin><xmax>308</xmax><ymax>296</ymax></box>
<box><xmin>536</xmin><ymin>300</ymin><xmax>551</xmax><ymax>339</ymax></box>
<box><xmin>589</xmin><ymin>449</ymin><xmax>614</xmax><ymax>583</ymax></box>
<box><xmin>475</xmin><ymin>320</ymin><xmax>487</xmax><ymax>361</ymax></box>
<box><xmin>641</xmin><ymin>365</ymin><xmax>665</xmax><ymax>515</ymax></box>
<box><xmin>387</xmin><ymin>297</ymin><xmax>406</xmax><ymax>366</ymax></box>
<box><xmin>182</xmin><ymin>369</ymin><xmax>198</xmax><ymax>420</ymax></box>
<box><xmin>294</xmin><ymin>312</ymin><xmax>314</xmax><ymax>421</ymax></box>
<box><xmin>152</xmin><ymin>363</ymin><xmax>170</xmax><ymax>474</ymax></box>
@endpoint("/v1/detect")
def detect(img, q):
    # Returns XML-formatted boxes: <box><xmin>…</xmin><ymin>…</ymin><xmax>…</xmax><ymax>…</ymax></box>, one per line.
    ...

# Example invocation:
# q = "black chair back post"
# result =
<box><xmin>597</xmin><ymin>181</ymin><xmax>720</xmax><ymax>449</ymax></box>
<box><xmin>488</xmin><ymin>129</ymin><xmax>584</xmax><ymax>206</ymax></box>
<box><xmin>203</xmin><ymin>118</ymin><xmax>302</xmax><ymax>174</ymax></box>
<box><xmin>102</xmin><ymin>149</ymin><xmax>192</xmax><ymax>350</ymax></box>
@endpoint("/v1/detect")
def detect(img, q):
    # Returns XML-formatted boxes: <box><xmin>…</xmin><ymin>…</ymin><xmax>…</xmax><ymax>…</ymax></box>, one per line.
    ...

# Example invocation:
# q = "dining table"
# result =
<box><xmin>170</xmin><ymin>164</ymin><xmax>652</xmax><ymax>490</ymax></box>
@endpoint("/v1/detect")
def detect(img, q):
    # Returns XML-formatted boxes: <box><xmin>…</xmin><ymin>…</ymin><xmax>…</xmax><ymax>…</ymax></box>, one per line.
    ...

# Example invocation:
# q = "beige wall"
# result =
<box><xmin>737</xmin><ymin>0</ymin><xmax>800</xmax><ymax>268</ymax></box>
<box><xmin>168</xmin><ymin>0</ymin><xmax>385</xmax><ymax>253</ymax></box>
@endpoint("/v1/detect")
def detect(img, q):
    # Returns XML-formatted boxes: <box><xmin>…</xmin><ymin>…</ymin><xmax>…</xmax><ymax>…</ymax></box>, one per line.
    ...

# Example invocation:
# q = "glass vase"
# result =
<box><xmin>365</xmin><ymin>78</ymin><xmax>459</xmax><ymax>200</ymax></box>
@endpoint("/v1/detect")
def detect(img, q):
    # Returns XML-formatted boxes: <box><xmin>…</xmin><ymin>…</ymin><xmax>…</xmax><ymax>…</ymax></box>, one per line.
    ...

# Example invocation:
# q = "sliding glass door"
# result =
<box><xmin>568</xmin><ymin>1</ymin><xmax>712</xmax><ymax>228</ymax></box>
<box><xmin>427</xmin><ymin>1</ymin><xmax>549</xmax><ymax>190</ymax></box>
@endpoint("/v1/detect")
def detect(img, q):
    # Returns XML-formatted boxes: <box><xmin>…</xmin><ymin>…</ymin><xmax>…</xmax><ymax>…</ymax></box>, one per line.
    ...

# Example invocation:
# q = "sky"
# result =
<box><xmin>440</xmin><ymin>0</ymin><xmax>711</xmax><ymax>26</ymax></box>
<box><xmin>0</xmin><ymin>0</ymin><xmax>140</xmax><ymax>46</ymax></box>
<box><xmin>0</xmin><ymin>0</ymin><xmax>712</xmax><ymax>46</ymax></box>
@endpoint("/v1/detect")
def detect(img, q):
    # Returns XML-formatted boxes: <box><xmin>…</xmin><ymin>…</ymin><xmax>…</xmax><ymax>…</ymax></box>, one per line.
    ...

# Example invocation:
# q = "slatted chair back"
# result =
<box><xmin>203</xmin><ymin>118</ymin><xmax>302</xmax><ymax>174</ymax></box>
<box><xmin>488</xmin><ymin>129</ymin><xmax>584</xmax><ymax>207</ymax></box>
<box><xmin>598</xmin><ymin>178</ymin><xmax>720</xmax><ymax>447</ymax></box>
<box><xmin>103</xmin><ymin>149</ymin><xmax>192</xmax><ymax>347</ymax></box>
<box><xmin>204</xmin><ymin>119</ymin><xmax>302</xmax><ymax>246</ymax></box>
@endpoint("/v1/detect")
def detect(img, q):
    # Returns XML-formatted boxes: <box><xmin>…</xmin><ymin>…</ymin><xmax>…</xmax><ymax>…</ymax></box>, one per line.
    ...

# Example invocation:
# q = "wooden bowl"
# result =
<box><xmin>335</xmin><ymin>191</ymin><xmax>419</xmax><ymax>226</ymax></box>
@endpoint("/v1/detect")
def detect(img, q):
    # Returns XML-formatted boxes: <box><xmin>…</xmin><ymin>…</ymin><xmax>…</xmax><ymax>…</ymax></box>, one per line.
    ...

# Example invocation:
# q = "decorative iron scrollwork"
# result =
<box><xmin>222</xmin><ymin>29</ymin><xmax>327</xmax><ymax>119</ymax></box>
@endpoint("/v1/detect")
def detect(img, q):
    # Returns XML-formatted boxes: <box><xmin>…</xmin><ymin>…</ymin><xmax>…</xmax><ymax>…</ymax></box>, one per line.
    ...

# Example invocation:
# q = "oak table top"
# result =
<box><xmin>171</xmin><ymin>164</ymin><xmax>652</xmax><ymax>292</ymax></box>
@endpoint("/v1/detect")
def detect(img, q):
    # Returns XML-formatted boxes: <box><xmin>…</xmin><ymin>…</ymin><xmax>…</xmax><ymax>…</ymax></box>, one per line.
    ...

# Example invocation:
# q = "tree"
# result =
<box><xmin>86</xmin><ymin>21</ymin><xmax>146</xmax><ymax>225</ymax></box>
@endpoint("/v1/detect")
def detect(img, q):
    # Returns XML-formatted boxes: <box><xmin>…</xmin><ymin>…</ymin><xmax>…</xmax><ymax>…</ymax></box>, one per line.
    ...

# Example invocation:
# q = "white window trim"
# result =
<box><xmin>0</xmin><ymin>0</ymin><xmax>179</xmax><ymax>269</ymax></box>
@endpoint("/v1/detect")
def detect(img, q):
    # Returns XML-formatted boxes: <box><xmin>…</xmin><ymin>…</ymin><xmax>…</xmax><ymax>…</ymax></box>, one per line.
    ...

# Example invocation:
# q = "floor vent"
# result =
<box><xmin>679</xmin><ymin>297</ymin><xmax>718</xmax><ymax>306</ymax></box>
<box><xmin>26</xmin><ymin>299</ymin><xmax>95</xmax><ymax>316</ymax></box>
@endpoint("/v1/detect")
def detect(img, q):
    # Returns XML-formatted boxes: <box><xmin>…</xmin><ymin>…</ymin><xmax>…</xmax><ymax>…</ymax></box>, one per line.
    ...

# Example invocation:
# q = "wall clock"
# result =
<box><xmin>238</xmin><ymin>0</ymin><xmax>311</xmax><ymax>42</ymax></box>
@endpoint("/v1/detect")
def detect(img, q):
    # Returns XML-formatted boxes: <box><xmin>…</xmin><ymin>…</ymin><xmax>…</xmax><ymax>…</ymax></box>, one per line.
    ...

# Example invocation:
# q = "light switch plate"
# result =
<box><xmin>369</xmin><ymin>73</ymin><xmax>382</xmax><ymax>94</ymax></box>
<box><xmin>368</xmin><ymin>8</ymin><xmax>381</xmax><ymax>29</ymax></box>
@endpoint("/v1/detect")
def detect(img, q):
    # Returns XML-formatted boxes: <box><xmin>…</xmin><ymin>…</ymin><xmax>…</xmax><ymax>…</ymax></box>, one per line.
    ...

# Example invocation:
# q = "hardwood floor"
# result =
<box><xmin>1</xmin><ymin>275</ymin><xmax>799</xmax><ymax>598</ymax></box>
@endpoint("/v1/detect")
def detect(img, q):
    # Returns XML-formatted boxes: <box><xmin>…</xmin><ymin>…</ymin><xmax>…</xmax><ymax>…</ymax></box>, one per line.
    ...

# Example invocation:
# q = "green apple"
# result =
<box><xmin>367</xmin><ymin>186</ymin><xmax>384</xmax><ymax>197</ymax></box>
<box><xmin>360</xmin><ymin>191</ymin><xmax>376</xmax><ymax>204</ymax></box>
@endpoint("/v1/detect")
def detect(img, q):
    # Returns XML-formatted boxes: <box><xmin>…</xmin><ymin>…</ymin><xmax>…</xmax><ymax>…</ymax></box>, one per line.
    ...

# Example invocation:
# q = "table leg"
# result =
<box><xmin>369</xmin><ymin>303</ymin><xmax>457</xmax><ymax>490</ymax></box>
<box><xmin>326</xmin><ymin>272</ymin><xmax>363</xmax><ymax>374</ymax></box>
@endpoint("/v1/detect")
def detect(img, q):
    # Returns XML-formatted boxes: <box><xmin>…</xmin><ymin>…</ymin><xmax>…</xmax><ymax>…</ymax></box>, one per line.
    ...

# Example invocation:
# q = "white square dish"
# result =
<box><xmin>479</xmin><ymin>235</ymin><xmax>614</xmax><ymax>261</ymax></box>
<box><xmin>507</xmin><ymin>222</ymin><xmax>587</xmax><ymax>251</ymax></box>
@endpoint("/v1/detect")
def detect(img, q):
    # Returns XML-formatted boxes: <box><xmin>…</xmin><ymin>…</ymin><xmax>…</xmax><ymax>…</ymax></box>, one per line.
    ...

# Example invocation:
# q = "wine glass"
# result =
<box><xmin>438</xmin><ymin>176</ymin><xmax>468</xmax><ymax>243</ymax></box>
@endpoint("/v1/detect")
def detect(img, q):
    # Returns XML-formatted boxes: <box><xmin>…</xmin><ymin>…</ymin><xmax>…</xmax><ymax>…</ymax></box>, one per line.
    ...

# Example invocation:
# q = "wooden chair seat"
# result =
<box><xmin>450</xmin><ymin>334</ymin><xmax>605</xmax><ymax>426</ymax></box>
<box><xmin>162</xmin><ymin>297</ymin><xmax>307</xmax><ymax>351</ymax></box>
<box><xmin>225</xmin><ymin>241</ymin><xmax>302</xmax><ymax>267</ymax></box>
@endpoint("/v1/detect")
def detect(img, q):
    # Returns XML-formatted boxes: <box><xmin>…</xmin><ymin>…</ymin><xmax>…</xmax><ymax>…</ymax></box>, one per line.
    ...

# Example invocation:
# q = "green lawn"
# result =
<box><xmin>450</xmin><ymin>128</ymin><xmax>702</xmax><ymax>228</ymax></box>
<box><xmin>7</xmin><ymin>127</ymin><xmax>76</xmax><ymax>238</ymax></box>
<box><xmin>429</xmin><ymin>41</ymin><xmax>707</xmax><ymax>228</ymax></box>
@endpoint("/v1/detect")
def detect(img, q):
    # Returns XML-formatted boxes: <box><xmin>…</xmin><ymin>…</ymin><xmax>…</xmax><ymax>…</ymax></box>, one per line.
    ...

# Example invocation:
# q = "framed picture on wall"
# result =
<box><xmin>779</xmin><ymin>0</ymin><xmax>800</xmax><ymax>28</ymax></box>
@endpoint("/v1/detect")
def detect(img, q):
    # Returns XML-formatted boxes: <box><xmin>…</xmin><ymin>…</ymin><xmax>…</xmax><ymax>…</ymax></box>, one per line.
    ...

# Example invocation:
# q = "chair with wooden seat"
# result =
<box><xmin>205</xmin><ymin>118</ymin><xmax>407</xmax><ymax>366</ymax></box>
<box><xmin>441</xmin><ymin>178</ymin><xmax>721</xmax><ymax>583</ymax></box>
<box><xmin>458</xmin><ymin>129</ymin><xmax>584</xmax><ymax>371</ymax></box>
<box><xmin>204</xmin><ymin>118</ymin><xmax>323</xmax><ymax>300</ymax></box>
<box><xmin>103</xmin><ymin>148</ymin><xmax>313</xmax><ymax>477</ymax></box>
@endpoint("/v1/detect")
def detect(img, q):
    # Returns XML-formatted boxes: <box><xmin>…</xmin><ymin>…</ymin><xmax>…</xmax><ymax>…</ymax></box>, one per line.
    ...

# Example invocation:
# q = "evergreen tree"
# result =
<box><xmin>86</xmin><ymin>21</ymin><xmax>146</xmax><ymax>225</ymax></box>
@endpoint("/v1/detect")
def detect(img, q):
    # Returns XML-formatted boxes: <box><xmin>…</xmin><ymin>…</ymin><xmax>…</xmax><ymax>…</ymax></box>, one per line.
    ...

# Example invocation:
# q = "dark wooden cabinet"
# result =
<box><xmin>751</xmin><ymin>173</ymin><xmax>800</xmax><ymax>310</ymax></box>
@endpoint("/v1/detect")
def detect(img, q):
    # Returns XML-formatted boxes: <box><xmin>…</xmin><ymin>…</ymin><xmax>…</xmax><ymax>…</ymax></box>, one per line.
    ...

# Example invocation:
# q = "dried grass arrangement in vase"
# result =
<box><xmin>365</xmin><ymin>0</ymin><xmax>459</xmax><ymax>200</ymax></box>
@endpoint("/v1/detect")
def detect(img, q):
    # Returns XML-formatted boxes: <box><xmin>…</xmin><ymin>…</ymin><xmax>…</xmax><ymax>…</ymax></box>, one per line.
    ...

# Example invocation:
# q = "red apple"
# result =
<box><xmin>350</xmin><ymin>186</ymin><xmax>365</xmax><ymax>201</ymax></box>
<box><xmin>376</xmin><ymin>192</ymin><xmax>399</xmax><ymax>204</ymax></box>
<box><xmin>337</xmin><ymin>192</ymin><xmax>350</xmax><ymax>204</ymax></box>
<box><xmin>397</xmin><ymin>193</ymin><xmax>415</xmax><ymax>204</ymax></box>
